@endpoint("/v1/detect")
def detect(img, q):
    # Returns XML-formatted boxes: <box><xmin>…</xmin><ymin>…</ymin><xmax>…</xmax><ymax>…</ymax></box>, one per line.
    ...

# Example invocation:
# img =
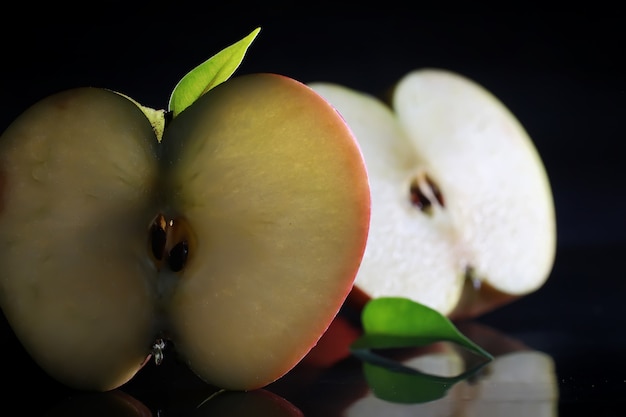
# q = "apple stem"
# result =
<box><xmin>465</xmin><ymin>266</ymin><xmax>482</xmax><ymax>290</ymax></box>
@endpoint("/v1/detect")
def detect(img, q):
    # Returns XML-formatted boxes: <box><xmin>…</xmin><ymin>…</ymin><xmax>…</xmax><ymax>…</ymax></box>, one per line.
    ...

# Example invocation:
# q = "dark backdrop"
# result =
<box><xmin>1</xmin><ymin>11</ymin><xmax>623</xmax><ymax>248</ymax></box>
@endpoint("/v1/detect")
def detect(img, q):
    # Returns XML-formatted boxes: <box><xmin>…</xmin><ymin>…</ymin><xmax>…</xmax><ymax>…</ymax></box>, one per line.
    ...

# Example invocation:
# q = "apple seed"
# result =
<box><xmin>409</xmin><ymin>172</ymin><xmax>445</xmax><ymax>215</ymax></box>
<box><xmin>168</xmin><ymin>240</ymin><xmax>189</xmax><ymax>272</ymax></box>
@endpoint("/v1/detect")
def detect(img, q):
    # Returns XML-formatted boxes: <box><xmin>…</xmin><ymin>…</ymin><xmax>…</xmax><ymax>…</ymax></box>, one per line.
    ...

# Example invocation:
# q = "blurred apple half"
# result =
<box><xmin>310</xmin><ymin>68</ymin><xmax>556</xmax><ymax>319</ymax></box>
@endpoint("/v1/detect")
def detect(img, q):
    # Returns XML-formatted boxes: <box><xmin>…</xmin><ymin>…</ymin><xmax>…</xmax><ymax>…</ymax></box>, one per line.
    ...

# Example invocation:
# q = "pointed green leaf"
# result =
<box><xmin>349</xmin><ymin>297</ymin><xmax>494</xmax><ymax>403</ymax></box>
<box><xmin>352</xmin><ymin>297</ymin><xmax>493</xmax><ymax>359</ymax></box>
<box><xmin>168</xmin><ymin>27</ymin><xmax>261</xmax><ymax>117</ymax></box>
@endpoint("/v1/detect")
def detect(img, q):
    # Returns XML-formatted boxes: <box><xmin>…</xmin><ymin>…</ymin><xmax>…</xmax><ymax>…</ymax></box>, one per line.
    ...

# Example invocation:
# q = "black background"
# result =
<box><xmin>0</xmin><ymin>10</ymin><xmax>624</xmax><ymax>416</ymax></box>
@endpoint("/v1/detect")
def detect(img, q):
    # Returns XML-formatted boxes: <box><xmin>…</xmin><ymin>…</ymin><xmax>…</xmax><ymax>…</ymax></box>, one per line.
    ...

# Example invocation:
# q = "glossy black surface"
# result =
<box><xmin>1</xmin><ymin>12</ymin><xmax>624</xmax><ymax>417</ymax></box>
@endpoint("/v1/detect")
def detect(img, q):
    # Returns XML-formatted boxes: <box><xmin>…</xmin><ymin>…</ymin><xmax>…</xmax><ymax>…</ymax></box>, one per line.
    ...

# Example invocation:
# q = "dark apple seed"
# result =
<box><xmin>168</xmin><ymin>240</ymin><xmax>189</xmax><ymax>272</ymax></box>
<box><xmin>409</xmin><ymin>173</ymin><xmax>445</xmax><ymax>216</ymax></box>
<box><xmin>409</xmin><ymin>178</ymin><xmax>431</xmax><ymax>211</ymax></box>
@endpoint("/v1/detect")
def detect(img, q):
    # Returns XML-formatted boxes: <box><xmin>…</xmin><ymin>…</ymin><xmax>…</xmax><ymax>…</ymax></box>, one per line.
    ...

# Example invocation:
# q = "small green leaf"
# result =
<box><xmin>350</xmin><ymin>297</ymin><xmax>494</xmax><ymax>403</ymax></box>
<box><xmin>168</xmin><ymin>27</ymin><xmax>261</xmax><ymax>117</ymax></box>
<box><xmin>353</xmin><ymin>297</ymin><xmax>492</xmax><ymax>359</ymax></box>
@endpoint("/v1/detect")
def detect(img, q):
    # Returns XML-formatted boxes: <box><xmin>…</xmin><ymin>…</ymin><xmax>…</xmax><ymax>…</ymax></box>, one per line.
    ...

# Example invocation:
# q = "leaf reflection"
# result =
<box><xmin>345</xmin><ymin>322</ymin><xmax>559</xmax><ymax>417</ymax></box>
<box><xmin>353</xmin><ymin>340</ymin><xmax>490</xmax><ymax>403</ymax></box>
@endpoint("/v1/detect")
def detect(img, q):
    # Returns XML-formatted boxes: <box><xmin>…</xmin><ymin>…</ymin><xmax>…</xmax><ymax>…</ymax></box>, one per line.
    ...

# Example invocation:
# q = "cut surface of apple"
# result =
<box><xmin>159</xmin><ymin>74</ymin><xmax>371</xmax><ymax>390</ymax></box>
<box><xmin>310</xmin><ymin>68</ymin><xmax>556</xmax><ymax>318</ymax></box>
<box><xmin>0</xmin><ymin>73</ymin><xmax>370</xmax><ymax>391</ymax></box>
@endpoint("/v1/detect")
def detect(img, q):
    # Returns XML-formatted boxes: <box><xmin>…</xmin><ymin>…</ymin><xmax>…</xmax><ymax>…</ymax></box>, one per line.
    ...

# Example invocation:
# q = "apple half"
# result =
<box><xmin>310</xmin><ymin>68</ymin><xmax>556</xmax><ymax>318</ymax></box>
<box><xmin>0</xmin><ymin>73</ymin><xmax>370</xmax><ymax>391</ymax></box>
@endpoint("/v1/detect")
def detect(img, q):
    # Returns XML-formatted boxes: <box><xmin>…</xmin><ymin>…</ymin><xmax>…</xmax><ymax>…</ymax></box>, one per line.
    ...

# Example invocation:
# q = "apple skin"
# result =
<box><xmin>0</xmin><ymin>74</ymin><xmax>371</xmax><ymax>391</ymax></box>
<box><xmin>300</xmin><ymin>312</ymin><xmax>362</xmax><ymax>368</ymax></box>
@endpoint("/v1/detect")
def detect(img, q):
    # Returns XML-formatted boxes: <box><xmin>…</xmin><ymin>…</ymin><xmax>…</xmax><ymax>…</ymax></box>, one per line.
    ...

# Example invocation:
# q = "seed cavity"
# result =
<box><xmin>148</xmin><ymin>214</ymin><xmax>192</xmax><ymax>272</ymax></box>
<box><xmin>409</xmin><ymin>172</ymin><xmax>445</xmax><ymax>216</ymax></box>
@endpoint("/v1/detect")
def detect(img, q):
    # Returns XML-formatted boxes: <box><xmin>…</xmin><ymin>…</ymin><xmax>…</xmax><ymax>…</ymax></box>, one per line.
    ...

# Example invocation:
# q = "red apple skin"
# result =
<box><xmin>301</xmin><ymin>312</ymin><xmax>362</xmax><ymax>368</ymax></box>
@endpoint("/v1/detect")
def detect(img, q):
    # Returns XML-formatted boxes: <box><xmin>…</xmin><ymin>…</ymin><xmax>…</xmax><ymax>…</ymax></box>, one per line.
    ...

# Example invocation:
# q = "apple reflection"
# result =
<box><xmin>192</xmin><ymin>389</ymin><xmax>304</xmax><ymax>417</ymax></box>
<box><xmin>346</xmin><ymin>350</ymin><xmax>557</xmax><ymax>416</ymax></box>
<box><xmin>44</xmin><ymin>390</ymin><xmax>152</xmax><ymax>417</ymax></box>
<box><xmin>40</xmin><ymin>319</ymin><xmax>557</xmax><ymax>417</ymax></box>
<box><xmin>43</xmin><ymin>387</ymin><xmax>303</xmax><ymax>417</ymax></box>
<box><xmin>272</xmin><ymin>316</ymin><xmax>558</xmax><ymax>416</ymax></box>
<box><xmin>344</xmin><ymin>322</ymin><xmax>559</xmax><ymax>417</ymax></box>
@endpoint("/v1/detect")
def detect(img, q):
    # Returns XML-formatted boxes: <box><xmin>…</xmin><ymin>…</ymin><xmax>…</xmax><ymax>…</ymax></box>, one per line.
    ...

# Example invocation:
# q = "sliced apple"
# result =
<box><xmin>159</xmin><ymin>73</ymin><xmax>371</xmax><ymax>390</ymax></box>
<box><xmin>0</xmin><ymin>73</ymin><xmax>370</xmax><ymax>391</ymax></box>
<box><xmin>0</xmin><ymin>88</ymin><xmax>160</xmax><ymax>391</ymax></box>
<box><xmin>310</xmin><ymin>68</ymin><xmax>556</xmax><ymax>318</ymax></box>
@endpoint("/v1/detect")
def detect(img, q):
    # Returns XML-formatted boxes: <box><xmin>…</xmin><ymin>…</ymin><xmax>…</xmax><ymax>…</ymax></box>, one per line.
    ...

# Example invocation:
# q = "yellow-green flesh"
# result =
<box><xmin>0</xmin><ymin>73</ymin><xmax>370</xmax><ymax>391</ymax></box>
<box><xmin>0</xmin><ymin>88</ymin><xmax>159</xmax><ymax>390</ymax></box>
<box><xmin>160</xmin><ymin>74</ymin><xmax>370</xmax><ymax>390</ymax></box>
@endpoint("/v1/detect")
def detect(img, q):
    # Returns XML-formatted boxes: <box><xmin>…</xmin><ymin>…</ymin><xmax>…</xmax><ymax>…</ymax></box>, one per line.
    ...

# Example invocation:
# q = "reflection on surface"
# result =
<box><xmin>44</xmin><ymin>390</ymin><xmax>152</xmax><ymax>417</ymax></box>
<box><xmin>193</xmin><ymin>389</ymin><xmax>303</xmax><ymax>417</ymax></box>
<box><xmin>354</xmin><ymin>341</ymin><xmax>490</xmax><ymax>404</ymax></box>
<box><xmin>346</xmin><ymin>349</ymin><xmax>557</xmax><ymax>416</ymax></box>
<box><xmin>19</xmin><ymin>318</ymin><xmax>557</xmax><ymax>416</ymax></box>
<box><xmin>44</xmin><ymin>388</ymin><xmax>304</xmax><ymax>417</ymax></box>
<box><xmin>271</xmin><ymin>320</ymin><xmax>559</xmax><ymax>416</ymax></box>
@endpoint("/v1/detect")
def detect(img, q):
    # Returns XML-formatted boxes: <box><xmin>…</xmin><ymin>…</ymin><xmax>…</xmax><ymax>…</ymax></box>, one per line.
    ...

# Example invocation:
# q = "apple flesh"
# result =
<box><xmin>159</xmin><ymin>74</ymin><xmax>370</xmax><ymax>390</ymax></box>
<box><xmin>0</xmin><ymin>73</ymin><xmax>370</xmax><ymax>391</ymax></box>
<box><xmin>310</xmin><ymin>69</ymin><xmax>556</xmax><ymax>319</ymax></box>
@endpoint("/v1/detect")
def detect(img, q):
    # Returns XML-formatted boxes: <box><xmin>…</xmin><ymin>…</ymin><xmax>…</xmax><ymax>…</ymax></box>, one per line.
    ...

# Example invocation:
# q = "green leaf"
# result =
<box><xmin>353</xmin><ymin>297</ymin><xmax>492</xmax><ymax>359</ymax></box>
<box><xmin>168</xmin><ymin>27</ymin><xmax>261</xmax><ymax>117</ymax></box>
<box><xmin>350</xmin><ymin>297</ymin><xmax>494</xmax><ymax>403</ymax></box>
